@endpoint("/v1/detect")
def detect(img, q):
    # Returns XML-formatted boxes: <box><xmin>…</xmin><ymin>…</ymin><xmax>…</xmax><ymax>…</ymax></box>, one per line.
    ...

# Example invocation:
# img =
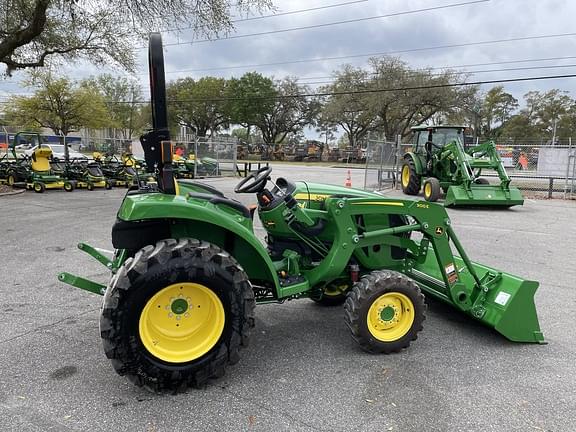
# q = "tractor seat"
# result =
<box><xmin>31</xmin><ymin>147</ymin><xmax>53</xmax><ymax>172</ymax></box>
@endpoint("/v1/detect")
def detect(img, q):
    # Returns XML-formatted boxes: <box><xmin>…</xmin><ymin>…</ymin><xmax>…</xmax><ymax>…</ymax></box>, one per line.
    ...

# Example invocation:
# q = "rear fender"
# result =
<box><xmin>115</xmin><ymin>193</ymin><xmax>280</xmax><ymax>294</ymax></box>
<box><xmin>403</xmin><ymin>152</ymin><xmax>424</xmax><ymax>175</ymax></box>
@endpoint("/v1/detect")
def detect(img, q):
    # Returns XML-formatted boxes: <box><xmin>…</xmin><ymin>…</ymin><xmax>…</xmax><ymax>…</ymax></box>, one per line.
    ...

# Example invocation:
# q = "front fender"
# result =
<box><xmin>116</xmin><ymin>192</ymin><xmax>280</xmax><ymax>293</ymax></box>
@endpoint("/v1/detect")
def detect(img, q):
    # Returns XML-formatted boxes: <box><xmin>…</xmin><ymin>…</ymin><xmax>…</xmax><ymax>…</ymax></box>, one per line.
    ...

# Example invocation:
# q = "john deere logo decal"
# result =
<box><xmin>435</xmin><ymin>227</ymin><xmax>444</xmax><ymax>235</ymax></box>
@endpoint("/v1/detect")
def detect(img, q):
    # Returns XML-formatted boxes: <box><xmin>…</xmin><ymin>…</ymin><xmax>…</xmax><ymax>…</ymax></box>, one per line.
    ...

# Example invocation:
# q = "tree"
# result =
<box><xmin>366</xmin><ymin>56</ymin><xmax>475</xmax><ymax>139</ymax></box>
<box><xmin>524</xmin><ymin>89</ymin><xmax>572</xmax><ymax>141</ymax></box>
<box><xmin>82</xmin><ymin>74</ymin><xmax>145</xmax><ymax>139</ymax></box>
<box><xmin>319</xmin><ymin>65</ymin><xmax>376</xmax><ymax>149</ymax></box>
<box><xmin>0</xmin><ymin>0</ymin><xmax>272</xmax><ymax>75</ymax></box>
<box><xmin>167</xmin><ymin>77</ymin><xmax>230</xmax><ymax>138</ymax></box>
<box><xmin>480</xmin><ymin>86</ymin><xmax>518</xmax><ymax>138</ymax></box>
<box><xmin>5</xmin><ymin>71</ymin><xmax>109</xmax><ymax>157</ymax></box>
<box><xmin>252</xmin><ymin>78</ymin><xmax>319</xmax><ymax>145</ymax></box>
<box><xmin>228</xmin><ymin>72</ymin><xmax>276</xmax><ymax>141</ymax></box>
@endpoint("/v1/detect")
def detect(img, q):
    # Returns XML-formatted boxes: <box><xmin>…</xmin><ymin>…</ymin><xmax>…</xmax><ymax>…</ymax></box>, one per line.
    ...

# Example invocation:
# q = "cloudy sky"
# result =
<box><xmin>1</xmin><ymin>0</ymin><xmax>575</xmax><ymax>116</ymax></box>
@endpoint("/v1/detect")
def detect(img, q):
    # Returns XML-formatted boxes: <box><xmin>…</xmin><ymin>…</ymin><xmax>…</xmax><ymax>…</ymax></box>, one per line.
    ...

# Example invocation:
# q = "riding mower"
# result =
<box><xmin>401</xmin><ymin>125</ymin><xmax>524</xmax><ymax>207</ymax></box>
<box><xmin>5</xmin><ymin>132</ymin><xmax>69</xmax><ymax>193</ymax></box>
<box><xmin>58</xmin><ymin>34</ymin><xmax>543</xmax><ymax>392</ymax></box>
<box><xmin>94</xmin><ymin>152</ymin><xmax>139</xmax><ymax>188</ymax></box>
<box><xmin>172</xmin><ymin>152</ymin><xmax>220</xmax><ymax>179</ymax></box>
<box><xmin>0</xmin><ymin>151</ymin><xmax>12</xmax><ymax>184</ymax></box>
<box><xmin>51</xmin><ymin>158</ymin><xmax>111</xmax><ymax>191</ymax></box>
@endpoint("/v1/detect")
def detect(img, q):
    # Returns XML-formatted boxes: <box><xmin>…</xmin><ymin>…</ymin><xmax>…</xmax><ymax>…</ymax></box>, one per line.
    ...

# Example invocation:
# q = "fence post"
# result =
<box><xmin>548</xmin><ymin>178</ymin><xmax>554</xmax><ymax>199</ymax></box>
<box><xmin>193</xmin><ymin>136</ymin><xmax>198</xmax><ymax>179</ymax></box>
<box><xmin>395</xmin><ymin>135</ymin><xmax>402</xmax><ymax>189</ymax></box>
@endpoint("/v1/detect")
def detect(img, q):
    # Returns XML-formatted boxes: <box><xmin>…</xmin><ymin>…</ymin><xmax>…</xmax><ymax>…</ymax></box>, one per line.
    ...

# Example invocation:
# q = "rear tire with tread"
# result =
<box><xmin>100</xmin><ymin>238</ymin><xmax>256</xmax><ymax>393</ymax></box>
<box><xmin>401</xmin><ymin>159</ymin><xmax>421</xmax><ymax>195</ymax></box>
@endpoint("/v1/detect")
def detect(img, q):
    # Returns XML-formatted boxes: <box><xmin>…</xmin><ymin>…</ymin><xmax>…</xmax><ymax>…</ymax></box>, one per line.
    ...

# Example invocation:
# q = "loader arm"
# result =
<box><xmin>466</xmin><ymin>140</ymin><xmax>512</xmax><ymax>189</ymax></box>
<box><xmin>310</xmin><ymin>196</ymin><xmax>543</xmax><ymax>343</ymax></box>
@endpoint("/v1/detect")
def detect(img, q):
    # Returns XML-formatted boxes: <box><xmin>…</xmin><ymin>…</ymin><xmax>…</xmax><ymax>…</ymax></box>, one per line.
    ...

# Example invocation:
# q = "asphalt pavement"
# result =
<box><xmin>0</xmin><ymin>164</ymin><xmax>574</xmax><ymax>432</ymax></box>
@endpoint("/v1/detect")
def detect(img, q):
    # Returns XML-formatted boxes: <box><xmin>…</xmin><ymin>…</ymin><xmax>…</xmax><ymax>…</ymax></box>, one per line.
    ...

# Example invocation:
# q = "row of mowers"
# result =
<box><xmin>0</xmin><ymin>132</ymin><xmax>155</xmax><ymax>192</ymax></box>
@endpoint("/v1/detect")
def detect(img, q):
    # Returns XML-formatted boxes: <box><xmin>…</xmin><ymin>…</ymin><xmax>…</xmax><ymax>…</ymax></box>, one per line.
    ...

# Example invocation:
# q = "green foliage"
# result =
<box><xmin>228</xmin><ymin>72</ymin><xmax>276</xmax><ymax>127</ymax></box>
<box><xmin>319</xmin><ymin>65</ymin><xmax>375</xmax><ymax>148</ymax></box>
<box><xmin>367</xmin><ymin>57</ymin><xmax>474</xmax><ymax>140</ymax></box>
<box><xmin>0</xmin><ymin>0</ymin><xmax>273</xmax><ymax>75</ymax></box>
<box><xmin>82</xmin><ymin>74</ymin><xmax>145</xmax><ymax>139</ymax></box>
<box><xmin>252</xmin><ymin>77</ymin><xmax>319</xmax><ymax>145</ymax></box>
<box><xmin>480</xmin><ymin>86</ymin><xmax>518</xmax><ymax>137</ymax></box>
<box><xmin>5</xmin><ymin>71</ymin><xmax>110</xmax><ymax>136</ymax></box>
<box><xmin>167</xmin><ymin>77</ymin><xmax>230</xmax><ymax>137</ymax></box>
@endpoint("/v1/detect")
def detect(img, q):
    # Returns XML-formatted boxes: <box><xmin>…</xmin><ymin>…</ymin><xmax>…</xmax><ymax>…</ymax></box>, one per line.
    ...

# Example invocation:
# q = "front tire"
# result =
<box><xmin>401</xmin><ymin>159</ymin><xmax>421</xmax><ymax>195</ymax></box>
<box><xmin>7</xmin><ymin>173</ymin><xmax>16</xmax><ymax>186</ymax></box>
<box><xmin>344</xmin><ymin>270</ymin><xmax>425</xmax><ymax>353</ymax></box>
<box><xmin>100</xmin><ymin>238</ymin><xmax>256</xmax><ymax>392</ymax></box>
<box><xmin>33</xmin><ymin>181</ymin><xmax>45</xmax><ymax>193</ymax></box>
<box><xmin>423</xmin><ymin>177</ymin><xmax>441</xmax><ymax>202</ymax></box>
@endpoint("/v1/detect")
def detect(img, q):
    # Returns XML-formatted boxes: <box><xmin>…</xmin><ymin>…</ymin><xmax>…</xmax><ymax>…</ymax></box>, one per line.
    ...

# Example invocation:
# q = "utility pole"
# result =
<box><xmin>552</xmin><ymin>118</ymin><xmax>558</xmax><ymax>146</ymax></box>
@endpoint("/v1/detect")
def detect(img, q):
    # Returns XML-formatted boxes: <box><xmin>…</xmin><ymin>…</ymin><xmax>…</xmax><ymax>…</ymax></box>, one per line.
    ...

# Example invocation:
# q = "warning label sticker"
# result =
<box><xmin>494</xmin><ymin>291</ymin><xmax>511</xmax><ymax>306</ymax></box>
<box><xmin>445</xmin><ymin>263</ymin><xmax>458</xmax><ymax>284</ymax></box>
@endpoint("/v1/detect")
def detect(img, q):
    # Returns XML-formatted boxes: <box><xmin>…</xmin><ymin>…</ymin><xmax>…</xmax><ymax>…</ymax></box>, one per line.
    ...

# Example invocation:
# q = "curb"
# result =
<box><xmin>0</xmin><ymin>188</ymin><xmax>25</xmax><ymax>197</ymax></box>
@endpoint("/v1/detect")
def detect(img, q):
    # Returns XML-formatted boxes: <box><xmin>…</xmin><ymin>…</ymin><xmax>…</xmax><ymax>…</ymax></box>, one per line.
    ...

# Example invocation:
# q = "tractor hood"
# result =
<box><xmin>293</xmin><ymin>181</ymin><xmax>382</xmax><ymax>202</ymax></box>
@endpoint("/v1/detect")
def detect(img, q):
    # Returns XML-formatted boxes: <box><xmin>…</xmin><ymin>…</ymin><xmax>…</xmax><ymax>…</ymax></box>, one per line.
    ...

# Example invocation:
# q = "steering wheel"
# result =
<box><xmin>235</xmin><ymin>166</ymin><xmax>272</xmax><ymax>194</ymax></box>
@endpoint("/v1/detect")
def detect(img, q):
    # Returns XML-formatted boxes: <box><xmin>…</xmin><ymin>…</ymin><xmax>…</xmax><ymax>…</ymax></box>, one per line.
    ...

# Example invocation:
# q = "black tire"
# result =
<box><xmin>87</xmin><ymin>182</ymin><xmax>94</xmax><ymax>191</ymax></box>
<box><xmin>423</xmin><ymin>177</ymin><xmax>441</xmax><ymax>202</ymax></box>
<box><xmin>344</xmin><ymin>270</ymin><xmax>425</xmax><ymax>354</ymax></box>
<box><xmin>64</xmin><ymin>181</ymin><xmax>75</xmax><ymax>192</ymax></box>
<box><xmin>33</xmin><ymin>181</ymin><xmax>46</xmax><ymax>193</ymax></box>
<box><xmin>7</xmin><ymin>173</ymin><xmax>16</xmax><ymax>186</ymax></box>
<box><xmin>401</xmin><ymin>159</ymin><xmax>421</xmax><ymax>195</ymax></box>
<box><xmin>100</xmin><ymin>238</ymin><xmax>255</xmax><ymax>392</ymax></box>
<box><xmin>475</xmin><ymin>177</ymin><xmax>490</xmax><ymax>185</ymax></box>
<box><xmin>105</xmin><ymin>181</ymin><xmax>113</xmax><ymax>190</ymax></box>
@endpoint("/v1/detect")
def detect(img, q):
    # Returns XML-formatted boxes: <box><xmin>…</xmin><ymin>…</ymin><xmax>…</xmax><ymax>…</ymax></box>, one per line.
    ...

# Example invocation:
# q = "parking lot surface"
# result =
<box><xmin>0</xmin><ymin>164</ymin><xmax>574</xmax><ymax>431</ymax></box>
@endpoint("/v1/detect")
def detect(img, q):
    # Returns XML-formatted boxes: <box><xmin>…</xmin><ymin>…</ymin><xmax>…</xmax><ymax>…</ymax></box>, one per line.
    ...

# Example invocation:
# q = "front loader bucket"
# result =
<box><xmin>444</xmin><ymin>184</ymin><xmax>524</xmax><ymax>207</ymax></box>
<box><xmin>408</xmin><ymin>252</ymin><xmax>544</xmax><ymax>343</ymax></box>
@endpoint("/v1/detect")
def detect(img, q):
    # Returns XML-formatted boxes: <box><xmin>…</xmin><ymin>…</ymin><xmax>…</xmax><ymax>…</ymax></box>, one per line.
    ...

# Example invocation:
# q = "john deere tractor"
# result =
<box><xmin>59</xmin><ymin>34</ymin><xmax>543</xmax><ymax>392</ymax></box>
<box><xmin>401</xmin><ymin>125</ymin><xmax>524</xmax><ymax>207</ymax></box>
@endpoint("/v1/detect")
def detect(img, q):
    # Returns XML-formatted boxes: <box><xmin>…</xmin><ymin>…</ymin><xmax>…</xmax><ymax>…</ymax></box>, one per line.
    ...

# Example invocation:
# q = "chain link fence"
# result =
<box><xmin>364</xmin><ymin>138</ymin><xmax>400</xmax><ymax>190</ymax></box>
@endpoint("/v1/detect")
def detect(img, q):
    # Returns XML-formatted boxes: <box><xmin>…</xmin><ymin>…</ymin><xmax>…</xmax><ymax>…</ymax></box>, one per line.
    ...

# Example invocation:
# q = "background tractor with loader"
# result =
<box><xmin>401</xmin><ymin>125</ymin><xmax>524</xmax><ymax>207</ymax></box>
<box><xmin>58</xmin><ymin>34</ymin><xmax>543</xmax><ymax>393</ymax></box>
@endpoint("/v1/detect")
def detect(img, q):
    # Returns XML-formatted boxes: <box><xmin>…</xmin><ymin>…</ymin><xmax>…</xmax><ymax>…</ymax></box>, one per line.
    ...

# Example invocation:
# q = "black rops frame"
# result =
<box><xmin>140</xmin><ymin>32</ymin><xmax>175</xmax><ymax>194</ymax></box>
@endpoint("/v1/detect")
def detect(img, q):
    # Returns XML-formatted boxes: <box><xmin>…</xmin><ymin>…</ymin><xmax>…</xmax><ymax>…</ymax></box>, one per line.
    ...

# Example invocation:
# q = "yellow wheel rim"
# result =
<box><xmin>34</xmin><ymin>183</ymin><xmax>42</xmax><ymax>192</ymax></box>
<box><xmin>8</xmin><ymin>175</ymin><xmax>14</xmax><ymax>186</ymax></box>
<box><xmin>139</xmin><ymin>283</ymin><xmax>225</xmax><ymax>363</ymax></box>
<box><xmin>366</xmin><ymin>292</ymin><xmax>415</xmax><ymax>342</ymax></box>
<box><xmin>401</xmin><ymin>165</ymin><xmax>410</xmax><ymax>187</ymax></box>
<box><xmin>424</xmin><ymin>182</ymin><xmax>432</xmax><ymax>198</ymax></box>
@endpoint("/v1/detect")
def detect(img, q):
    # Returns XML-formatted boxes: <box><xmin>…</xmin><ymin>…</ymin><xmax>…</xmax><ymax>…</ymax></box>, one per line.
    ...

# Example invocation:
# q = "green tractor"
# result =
<box><xmin>401</xmin><ymin>125</ymin><xmax>524</xmax><ymax>207</ymax></box>
<box><xmin>59</xmin><ymin>34</ymin><xmax>543</xmax><ymax>392</ymax></box>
